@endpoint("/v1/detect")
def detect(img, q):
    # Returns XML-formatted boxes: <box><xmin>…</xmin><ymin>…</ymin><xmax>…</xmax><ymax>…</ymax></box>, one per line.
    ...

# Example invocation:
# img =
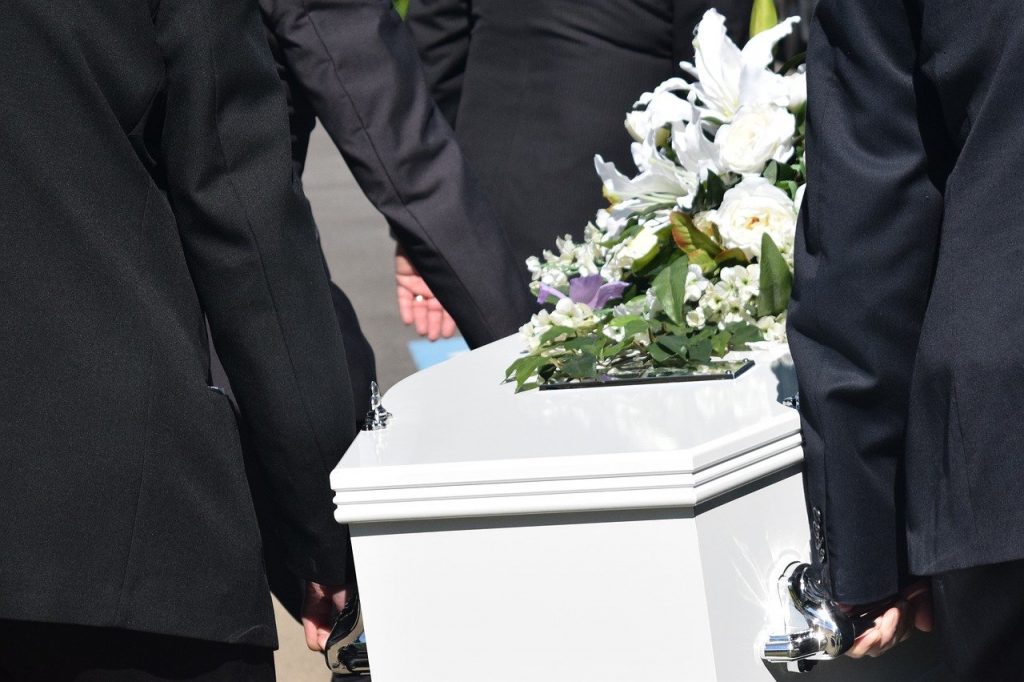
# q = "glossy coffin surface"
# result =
<box><xmin>331</xmin><ymin>336</ymin><xmax>801</xmax><ymax>522</ymax></box>
<box><xmin>330</xmin><ymin>336</ymin><xmax>939</xmax><ymax>681</ymax></box>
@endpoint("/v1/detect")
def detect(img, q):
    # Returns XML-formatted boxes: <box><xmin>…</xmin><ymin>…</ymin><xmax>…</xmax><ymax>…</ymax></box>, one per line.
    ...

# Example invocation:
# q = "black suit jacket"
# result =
<box><xmin>260</xmin><ymin>0</ymin><xmax>535</xmax><ymax>350</ymax></box>
<box><xmin>789</xmin><ymin>0</ymin><xmax>1020</xmax><ymax>603</ymax></box>
<box><xmin>406</xmin><ymin>0</ymin><xmax>753</xmax><ymax>269</ymax></box>
<box><xmin>1</xmin><ymin>0</ymin><xmax>358</xmax><ymax>647</ymax></box>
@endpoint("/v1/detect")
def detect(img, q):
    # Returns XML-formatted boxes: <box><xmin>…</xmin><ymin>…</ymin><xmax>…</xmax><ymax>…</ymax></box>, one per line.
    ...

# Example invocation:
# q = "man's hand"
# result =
<box><xmin>302</xmin><ymin>581</ymin><xmax>352</xmax><ymax>652</ymax></box>
<box><xmin>845</xmin><ymin>581</ymin><xmax>933</xmax><ymax>658</ymax></box>
<box><xmin>395</xmin><ymin>245</ymin><xmax>457</xmax><ymax>341</ymax></box>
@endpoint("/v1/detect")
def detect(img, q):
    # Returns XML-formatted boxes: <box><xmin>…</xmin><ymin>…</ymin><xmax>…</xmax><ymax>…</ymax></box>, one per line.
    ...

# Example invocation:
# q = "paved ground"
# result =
<box><xmin>273</xmin><ymin>125</ymin><xmax>422</xmax><ymax>681</ymax></box>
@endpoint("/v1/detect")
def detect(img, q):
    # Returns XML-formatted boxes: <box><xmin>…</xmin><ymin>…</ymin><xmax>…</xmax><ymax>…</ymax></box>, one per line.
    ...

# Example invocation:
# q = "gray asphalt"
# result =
<box><xmin>273</xmin><ymin>125</ymin><xmax>422</xmax><ymax>681</ymax></box>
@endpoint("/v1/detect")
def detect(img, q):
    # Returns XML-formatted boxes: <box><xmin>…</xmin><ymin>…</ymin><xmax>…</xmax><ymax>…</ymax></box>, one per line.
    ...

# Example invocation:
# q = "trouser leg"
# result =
<box><xmin>932</xmin><ymin>558</ymin><xmax>1024</xmax><ymax>681</ymax></box>
<box><xmin>0</xmin><ymin>621</ymin><xmax>275</xmax><ymax>682</ymax></box>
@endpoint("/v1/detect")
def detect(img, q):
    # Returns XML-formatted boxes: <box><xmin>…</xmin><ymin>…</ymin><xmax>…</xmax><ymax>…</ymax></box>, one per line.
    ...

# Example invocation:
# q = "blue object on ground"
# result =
<box><xmin>408</xmin><ymin>337</ymin><xmax>470</xmax><ymax>370</ymax></box>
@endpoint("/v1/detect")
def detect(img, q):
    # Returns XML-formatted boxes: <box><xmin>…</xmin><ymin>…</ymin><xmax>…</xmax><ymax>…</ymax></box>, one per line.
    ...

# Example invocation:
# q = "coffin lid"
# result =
<box><xmin>331</xmin><ymin>336</ymin><xmax>801</xmax><ymax>523</ymax></box>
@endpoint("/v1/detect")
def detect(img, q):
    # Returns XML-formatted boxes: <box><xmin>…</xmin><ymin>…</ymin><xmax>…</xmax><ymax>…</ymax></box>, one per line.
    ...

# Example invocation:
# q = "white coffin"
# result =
<box><xmin>331</xmin><ymin>337</ymin><xmax>938</xmax><ymax>681</ymax></box>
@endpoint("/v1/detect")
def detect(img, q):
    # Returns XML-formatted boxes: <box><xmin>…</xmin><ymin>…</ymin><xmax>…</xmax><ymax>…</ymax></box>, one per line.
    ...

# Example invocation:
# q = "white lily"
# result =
<box><xmin>594</xmin><ymin>154</ymin><xmax>698</xmax><ymax>211</ymax></box>
<box><xmin>671</xmin><ymin>104</ymin><xmax>724</xmax><ymax>185</ymax></box>
<box><xmin>680</xmin><ymin>10</ymin><xmax>800</xmax><ymax>125</ymax></box>
<box><xmin>624</xmin><ymin>78</ymin><xmax>693</xmax><ymax>143</ymax></box>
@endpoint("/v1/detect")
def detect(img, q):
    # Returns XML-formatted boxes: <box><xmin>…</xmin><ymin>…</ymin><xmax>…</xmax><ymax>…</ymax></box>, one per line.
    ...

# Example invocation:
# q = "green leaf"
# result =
<box><xmin>561</xmin><ymin>353</ymin><xmax>598</xmax><ymax>379</ymax></box>
<box><xmin>714</xmin><ymin>248</ymin><xmax>750</xmax><ymax>269</ymax></box>
<box><xmin>656</xmin><ymin>334</ymin><xmax>689</xmax><ymax>359</ymax></box>
<box><xmin>778</xmin><ymin>52</ymin><xmax>807</xmax><ymax>76</ymax></box>
<box><xmin>538</xmin><ymin>325</ymin><xmax>577</xmax><ymax>345</ymax></box>
<box><xmin>564</xmin><ymin>334</ymin><xmax>600</xmax><ymax>352</ymax></box>
<box><xmin>651</xmin><ymin>256</ymin><xmax>690</xmax><ymax>325</ymax></box>
<box><xmin>726</xmin><ymin>322</ymin><xmax>764</xmax><ymax>351</ymax></box>
<box><xmin>601</xmin><ymin>340</ymin><xmax>629</xmax><ymax>359</ymax></box>
<box><xmin>776</xmin><ymin>180</ymin><xmax>798</xmax><ymax>199</ymax></box>
<box><xmin>711</xmin><ymin>331</ymin><xmax>732</xmax><ymax>357</ymax></box>
<box><xmin>506</xmin><ymin>355</ymin><xmax>554</xmax><ymax>391</ymax></box>
<box><xmin>609</xmin><ymin>315</ymin><xmax>649</xmax><ymax>339</ymax></box>
<box><xmin>757</xmin><ymin>233</ymin><xmax>793</xmax><ymax>317</ymax></box>
<box><xmin>705</xmin><ymin>172</ymin><xmax>727</xmax><ymax>208</ymax></box>
<box><xmin>688</xmin><ymin>338</ymin><xmax>713</xmax><ymax>364</ymax></box>
<box><xmin>694</xmin><ymin>172</ymin><xmax>728</xmax><ymax>212</ymax></box>
<box><xmin>750</xmin><ymin>0</ymin><xmax>779</xmax><ymax>37</ymax></box>
<box><xmin>690</xmin><ymin>249</ymin><xmax>717</xmax><ymax>275</ymax></box>
<box><xmin>648</xmin><ymin>342</ymin><xmax>672</xmax><ymax>364</ymax></box>
<box><xmin>671</xmin><ymin>211</ymin><xmax>723</xmax><ymax>257</ymax></box>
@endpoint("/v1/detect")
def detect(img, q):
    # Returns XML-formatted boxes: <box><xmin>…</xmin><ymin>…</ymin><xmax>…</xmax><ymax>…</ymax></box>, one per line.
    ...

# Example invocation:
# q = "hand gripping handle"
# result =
<box><xmin>760</xmin><ymin>562</ymin><xmax>880</xmax><ymax>673</ymax></box>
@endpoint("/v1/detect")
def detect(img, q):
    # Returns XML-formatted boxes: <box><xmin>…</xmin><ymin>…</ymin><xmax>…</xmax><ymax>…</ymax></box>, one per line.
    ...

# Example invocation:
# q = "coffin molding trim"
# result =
<box><xmin>333</xmin><ymin>432</ymin><xmax>802</xmax><ymax>523</ymax></box>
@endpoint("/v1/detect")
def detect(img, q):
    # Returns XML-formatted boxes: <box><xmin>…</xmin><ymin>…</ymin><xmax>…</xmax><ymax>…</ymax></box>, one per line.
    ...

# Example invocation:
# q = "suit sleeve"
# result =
<box><xmin>787</xmin><ymin>0</ymin><xmax>945</xmax><ymax>603</ymax></box>
<box><xmin>404</xmin><ymin>0</ymin><xmax>472</xmax><ymax>127</ymax></box>
<box><xmin>260</xmin><ymin>0</ymin><xmax>535</xmax><ymax>348</ymax></box>
<box><xmin>153</xmin><ymin>0</ymin><xmax>356</xmax><ymax>584</ymax></box>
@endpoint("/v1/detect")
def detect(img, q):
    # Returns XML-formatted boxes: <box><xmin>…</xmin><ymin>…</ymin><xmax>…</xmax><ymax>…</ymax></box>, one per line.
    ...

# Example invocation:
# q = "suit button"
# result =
<box><xmin>813</xmin><ymin>507</ymin><xmax>822</xmax><ymax>522</ymax></box>
<box><xmin>817</xmin><ymin>547</ymin><xmax>826</xmax><ymax>562</ymax></box>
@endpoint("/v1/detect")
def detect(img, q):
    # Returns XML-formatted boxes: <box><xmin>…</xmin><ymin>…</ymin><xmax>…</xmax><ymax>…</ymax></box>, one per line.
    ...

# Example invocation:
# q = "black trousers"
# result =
<box><xmin>0</xmin><ymin>621</ymin><xmax>274</xmax><ymax>681</ymax></box>
<box><xmin>933</xmin><ymin>558</ymin><xmax>1024</xmax><ymax>680</ymax></box>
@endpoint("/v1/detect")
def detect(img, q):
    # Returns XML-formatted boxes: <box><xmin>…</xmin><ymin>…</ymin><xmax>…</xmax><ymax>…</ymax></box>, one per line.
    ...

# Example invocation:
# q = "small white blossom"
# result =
<box><xmin>612</xmin><ymin>295</ymin><xmax>647</xmax><ymax>318</ymax></box>
<box><xmin>549</xmin><ymin>298</ymin><xmax>598</xmax><ymax>330</ymax></box>
<box><xmin>603</xmin><ymin>325</ymin><xmax>627</xmax><ymax>343</ymax></box>
<box><xmin>686</xmin><ymin>307</ymin><xmax>707</xmax><ymax>330</ymax></box>
<box><xmin>519</xmin><ymin>311</ymin><xmax>553</xmax><ymax>355</ymax></box>
<box><xmin>719</xmin><ymin>263</ymin><xmax>760</xmax><ymax>304</ymax></box>
<box><xmin>685</xmin><ymin>264</ymin><xmax>710</xmax><ymax>302</ymax></box>
<box><xmin>757</xmin><ymin>312</ymin><xmax>788</xmax><ymax>343</ymax></box>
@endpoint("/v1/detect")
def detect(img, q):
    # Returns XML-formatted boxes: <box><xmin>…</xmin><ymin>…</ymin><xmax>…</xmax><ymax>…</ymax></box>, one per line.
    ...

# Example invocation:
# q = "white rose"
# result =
<box><xmin>709</xmin><ymin>176</ymin><xmax>798</xmax><ymax>259</ymax></box>
<box><xmin>714</xmin><ymin>105</ymin><xmax>796</xmax><ymax>175</ymax></box>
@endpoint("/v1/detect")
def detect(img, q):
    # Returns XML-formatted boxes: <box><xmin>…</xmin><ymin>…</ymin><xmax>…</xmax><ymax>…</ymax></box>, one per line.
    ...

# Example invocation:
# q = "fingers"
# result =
<box><xmin>869</xmin><ymin>606</ymin><xmax>901</xmax><ymax>656</ymax></box>
<box><xmin>846</xmin><ymin>606</ymin><xmax>901</xmax><ymax>659</ymax></box>
<box><xmin>397</xmin><ymin>285</ymin><xmax>414</xmax><ymax>325</ymax></box>
<box><xmin>426</xmin><ymin>299</ymin><xmax>443</xmax><ymax>341</ymax></box>
<box><xmin>905</xmin><ymin>581</ymin><xmax>934</xmax><ymax>633</ymax></box>
<box><xmin>846</xmin><ymin>628</ymin><xmax>880</xmax><ymax>659</ymax></box>
<box><xmin>301</xmin><ymin>583</ymin><xmax>333</xmax><ymax>652</ymax></box>
<box><xmin>396</xmin><ymin>275</ymin><xmax>460</xmax><ymax>340</ymax></box>
<box><xmin>441</xmin><ymin>310</ymin><xmax>458</xmax><ymax>338</ymax></box>
<box><xmin>395</xmin><ymin>248</ymin><xmax>415</xmax><ymax>276</ymax></box>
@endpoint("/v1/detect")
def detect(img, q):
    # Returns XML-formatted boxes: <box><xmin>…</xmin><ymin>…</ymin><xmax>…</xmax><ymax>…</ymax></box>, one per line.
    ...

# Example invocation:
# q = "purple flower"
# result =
<box><xmin>538</xmin><ymin>274</ymin><xmax>629</xmax><ymax>309</ymax></box>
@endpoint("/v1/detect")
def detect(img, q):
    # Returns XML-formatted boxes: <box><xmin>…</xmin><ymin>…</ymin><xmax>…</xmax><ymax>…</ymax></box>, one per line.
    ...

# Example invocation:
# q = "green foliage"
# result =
<box><xmin>694</xmin><ymin>172</ymin><xmax>729</xmax><ymax>212</ymax></box>
<box><xmin>749</xmin><ymin>0</ymin><xmax>779</xmax><ymax>37</ymax></box>
<box><xmin>393</xmin><ymin>0</ymin><xmax>409</xmax><ymax>17</ymax></box>
<box><xmin>651</xmin><ymin>256</ymin><xmax>691</xmax><ymax>325</ymax></box>
<box><xmin>757</xmin><ymin>233</ymin><xmax>793</xmax><ymax>317</ymax></box>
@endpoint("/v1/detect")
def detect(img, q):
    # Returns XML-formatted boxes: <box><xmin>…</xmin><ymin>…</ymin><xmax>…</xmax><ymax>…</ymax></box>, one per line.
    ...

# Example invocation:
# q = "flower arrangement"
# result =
<box><xmin>506</xmin><ymin>9</ymin><xmax>806</xmax><ymax>391</ymax></box>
